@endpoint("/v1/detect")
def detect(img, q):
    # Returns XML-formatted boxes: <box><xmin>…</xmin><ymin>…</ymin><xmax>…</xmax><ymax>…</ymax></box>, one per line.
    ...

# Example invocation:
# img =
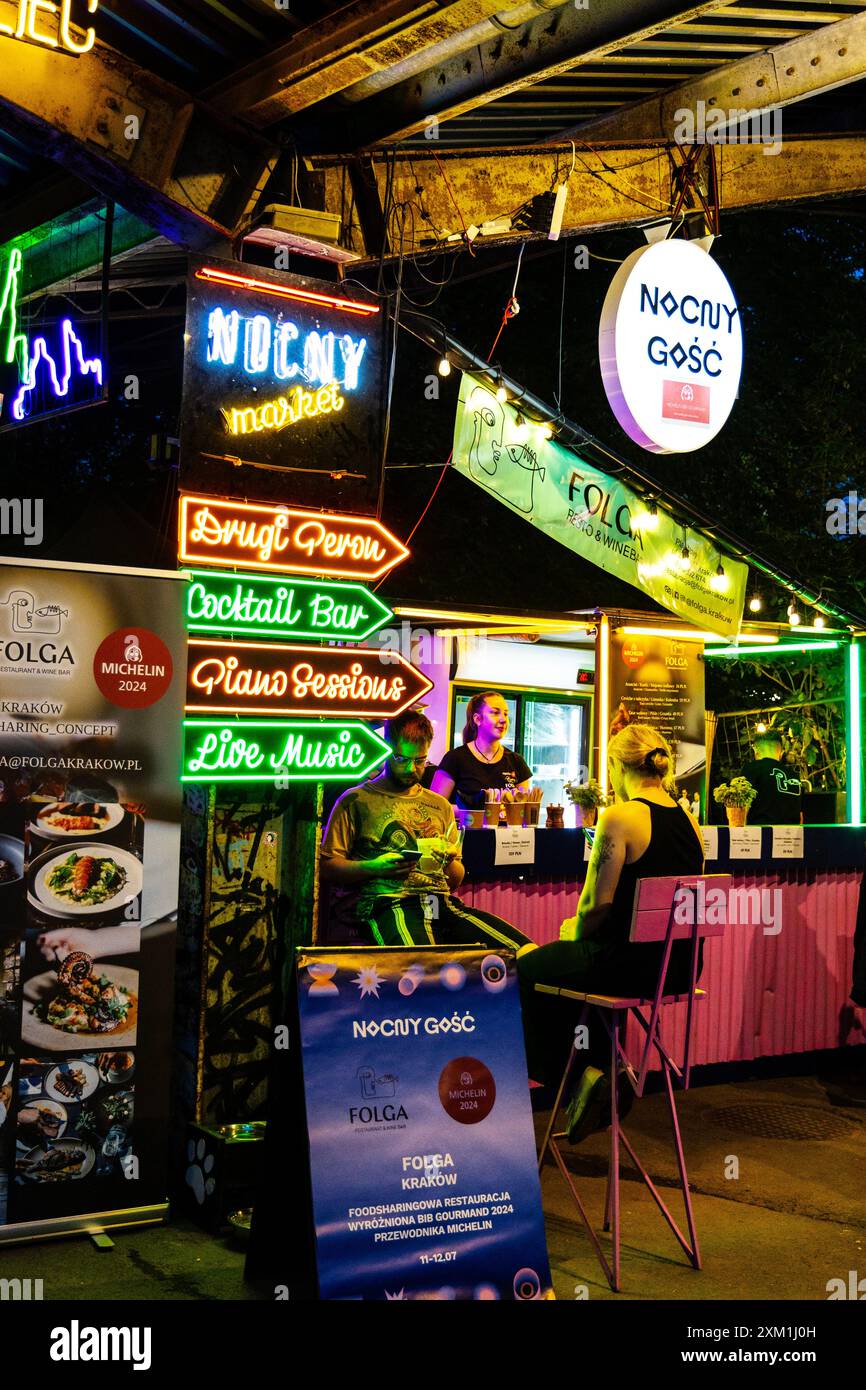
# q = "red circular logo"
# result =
<box><xmin>622</xmin><ymin>641</ymin><xmax>645</xmax><ymax>668</ymax></box>
<box><xmin>438</xmin><ymin>1057</ymin><xmax>496</xmax><ymax>1125</ymax></box>
<box><xmin>93</xmin><ymin>628</ymin><xmax>174</xmax><ymax>708</ymax></box>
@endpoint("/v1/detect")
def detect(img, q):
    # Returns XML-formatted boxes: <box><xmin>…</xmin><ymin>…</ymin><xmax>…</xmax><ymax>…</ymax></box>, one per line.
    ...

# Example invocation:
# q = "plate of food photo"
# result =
<box><xmin>44</xmin><ymin>1059</ymin><xmax>100</xmax><ymax>1103</ymax></box>
<box><xmin>22</xmin><ymin>954</ymin><xmax>138</xmax><ymax>1051</ymax></box>
<box><xmin>28</xmin><ymin>843</ymin><xmax>143</xmax><ymax>917</ymax></box>
<box><xmin>16</xmin><ymin>1097</ymin><xmax>68</xmax><ymax>1146</ymax></box>
<box><xmin>17</xmin><ymin>1138</ymin><xmax>95</xmax><ymax>1182</ymax></box>
<box><xmin>30</xmin><ymin>802</ymin><xmax>126</xmax><ymax>841</ymax></box>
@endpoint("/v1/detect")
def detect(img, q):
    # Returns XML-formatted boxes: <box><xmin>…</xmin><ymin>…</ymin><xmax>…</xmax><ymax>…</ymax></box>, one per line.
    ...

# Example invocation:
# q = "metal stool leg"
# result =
<box><xmin>609</xmin><ymin>1010</ymin><xmax>621</xmax><ymax>1292</ymax></box>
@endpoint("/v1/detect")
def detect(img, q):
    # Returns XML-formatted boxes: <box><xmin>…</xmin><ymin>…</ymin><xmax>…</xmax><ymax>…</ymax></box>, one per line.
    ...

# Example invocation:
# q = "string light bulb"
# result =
<box><xmin>756</xmin><ymin>721</ymin><xmax>767</xmax><ymax>734</ymax></box>
<box><xmin>710</xmin><ymin>561</ymin><xmax>729</xmax><ymax>593</ymax></box>
<box><xmin>813</xmin><ymin>613</ymin><xmax>826</xmax><ymax>630</ymax></box>
<box><xmin>495</xmin><ymin>371</ymin><xmax>507</xmax><ymax>404</ymax></box>
<box><xmin>634</xmin><ymin>498</ymin><xmax>660</xmax><ymax>532</ymax></box>
<box><xmin>787</xmin><ymin>598</ymin><xmax>801</xmax><ymax>627</ymax></box>
<box><xmin>513</xmin><ymin>412</ymin><xmax>529</xmax><ymax>443</ymax></box>
<box><xmin>677</xmin><ymin>544</ymin><xmax>691</xmax><ymax>571</ymax></box>
<box><xmin>538</xmin><ymin>421</ymin><xmax>553</xmax><ymax>440</ymax></box>
<box><xmin>748</xmin><ymin>592</ymin><xmax>763</xmax><ymax>613</ymax></box>
<box><xmin>437</xmin><ymin>354</ymin><xmax>451</xmax><ymax>377</ymax></box>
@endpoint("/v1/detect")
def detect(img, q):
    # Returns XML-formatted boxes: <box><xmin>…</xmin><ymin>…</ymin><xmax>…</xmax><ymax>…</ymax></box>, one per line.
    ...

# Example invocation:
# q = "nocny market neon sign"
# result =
<box><xmin>199</xmin><ymin>266</ymin><xmax>376</xmax><ymax>440</ymax></box>
<box><xmin>0</xmin><ymin>0</ymin><xmax>99</xmax><ymax>54</ymax></box>
<box><xmin>0</xmin><ymin>248</ymin><xmax>103</xmax><ymax>422</ymax></box>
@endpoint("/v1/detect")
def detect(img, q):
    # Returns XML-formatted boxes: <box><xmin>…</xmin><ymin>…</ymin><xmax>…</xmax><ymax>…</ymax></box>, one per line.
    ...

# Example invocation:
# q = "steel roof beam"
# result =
<box><xmin>558</xmin><ymin>10</ymin><xmax>866</xmax><ymax>142</ymax></box>
<box><xmin>288</xmin><ymin>1</ymin><xmax>738</xmax><ymax>151</ymax></box>
<box><xmin>312</xmin><ymin>132</ymin><xmax>866</xmax><ymax>259</ymax></box>
<box><xmin>0</xmin><ymin>6</ymin><xmax>276</xmax><ymax>248</ymax></box>
<box><xmin>205</xmin><ymin>0</ymin><xmax>518</xmax><ymax>125</ymax></box>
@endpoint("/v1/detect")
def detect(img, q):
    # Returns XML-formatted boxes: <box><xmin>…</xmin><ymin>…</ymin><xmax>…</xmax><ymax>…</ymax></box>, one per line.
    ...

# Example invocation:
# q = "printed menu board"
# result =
<box><xmin>0</xmin><ymin>558</ymin><xmax>186</xmax><ymax>1237</ymax></box>
<box><xmin>609</xmin><ymin>630</ymin><xmax>706</xmax><ymax>814</ymax></box>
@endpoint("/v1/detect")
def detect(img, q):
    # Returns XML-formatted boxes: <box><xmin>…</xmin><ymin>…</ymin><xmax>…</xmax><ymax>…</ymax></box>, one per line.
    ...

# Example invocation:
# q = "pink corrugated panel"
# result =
<box><xmin>462</xmin><ymin>872</ymin><xmax>866</xmax><ymax>1068</ymax></box>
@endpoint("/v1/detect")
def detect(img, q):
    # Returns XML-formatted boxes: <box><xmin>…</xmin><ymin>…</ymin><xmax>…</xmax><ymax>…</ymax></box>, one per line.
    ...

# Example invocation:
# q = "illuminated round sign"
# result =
<box><xmin>599</xmin><ymin>240</ymin><xmax>743</xmax><ymax>454</ymax></box>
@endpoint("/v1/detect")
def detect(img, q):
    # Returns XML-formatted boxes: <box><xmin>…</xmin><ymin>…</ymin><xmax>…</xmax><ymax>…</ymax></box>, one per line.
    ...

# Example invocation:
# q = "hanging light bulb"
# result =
<box><xmin>634</xmin><ymin>498</ymin><xmax>660</xmax><ymax>532</ymax></box>
<box><xmin>787</xmin><ymin>598</ymin><xmax>801</xmax><ymax>627</ymax></box>
<box><xmin>813</xmin><ymin>613</ymin><xmax>826</xmax><ymax>630</ymax></box>
<box><xmin>710</xmin><ymin>561</ymin><xmax>730</xmax><ymax>593</ymax></box>
<box><xmin>748</xmin><ymin>592</ymin><xmax>763</xmax><ymax>613</ymax></box>
<box><xmin>438</xmin><ymin>353</ymin><xmax>451</xmax><ymax>377</ymax></box>
<box><xmin>513</xmin><ymin>412</ymin><xmax>529</xmax><ymax>443</ymax></box>
<box><xmin>538</xmin><ymin>420</ymin><xmax>553</xmax><ymax>440</ymax></box>
<box><xmin>677</xmin><ymin>544</ymin><xmax>691</xmax><ymax>571</ymax></box>
<box><xmin>756</xmin><ymin>721</ymin><xmax>767</xmax><ymax>735</ymax></box>
<box><xmin>495</xmin><ymin>376</ymin><xmax>507</xmax><ymax>404</ymax></box>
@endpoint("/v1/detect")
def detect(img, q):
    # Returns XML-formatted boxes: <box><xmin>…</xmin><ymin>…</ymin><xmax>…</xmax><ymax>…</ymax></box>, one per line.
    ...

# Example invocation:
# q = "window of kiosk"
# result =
<box><xmin>449</xmin><ymin>687</ymin><xmax>590</xmax><ymax>825</ymax></box>
<box><xmin>519</xmin><ymin>696</ymin><xmax>590</xmax><ymax>827</ymax></box>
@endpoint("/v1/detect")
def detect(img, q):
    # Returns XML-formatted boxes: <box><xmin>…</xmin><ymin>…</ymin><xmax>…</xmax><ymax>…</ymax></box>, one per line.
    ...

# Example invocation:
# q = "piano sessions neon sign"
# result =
<box><xmin>0</xmin><ymin>0</ymin><xmax>99</xmax><ymax>54</ymax></box>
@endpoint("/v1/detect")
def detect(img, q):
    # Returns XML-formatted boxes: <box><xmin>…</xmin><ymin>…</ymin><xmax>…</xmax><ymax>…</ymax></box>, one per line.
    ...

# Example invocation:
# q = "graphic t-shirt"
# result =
<box><xmin>321</xmin><ymin>779</ymin><xmax>459</xmax><ymax>920</ymax></box>
<box><xmin>742</xmin><ymin>758</ymin><xmax>803</xmax><ymax>825</ymax></box>
<box><xmin>435</xmin><ymin>744</ymin><xmax>532</xmax><ymax>809</ymax></box>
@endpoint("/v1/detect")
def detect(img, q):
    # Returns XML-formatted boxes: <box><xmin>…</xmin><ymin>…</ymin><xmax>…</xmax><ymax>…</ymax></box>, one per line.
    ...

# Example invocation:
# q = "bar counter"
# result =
<box><xmin>459</xmin><ymin>827</ymin><xmax>866</xmax><ymax>1068</ymax></box>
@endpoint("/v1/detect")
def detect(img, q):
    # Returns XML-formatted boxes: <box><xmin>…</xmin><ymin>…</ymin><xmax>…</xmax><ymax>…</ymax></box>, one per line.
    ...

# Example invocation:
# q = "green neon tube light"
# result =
<box><xmin>182</xmin><ymin>719</ymin><xmax>390</xmax><ymax>783</ymax></box>
<box><xmin>184</xmin><ymin>568</ymin><xmax>394</xmax><ymax>643</ymax></box>
<box><xmin>848</xmin><ymin>643</ymin><xmax>862</xmax><ymax>825</ymax></box>
<box><xmin>703</xmin><ymin>641</ymin><xmax>841</xmax><ymax>658</ymax></box>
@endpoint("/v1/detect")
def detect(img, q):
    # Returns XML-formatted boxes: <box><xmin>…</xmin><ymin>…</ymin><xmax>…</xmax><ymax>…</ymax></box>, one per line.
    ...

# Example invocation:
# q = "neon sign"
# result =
<box><xmin>184</xmin><ymin>569</ymin><xmax>393</xmax><ymax>643</ymax></box>
<box><xmin>182</xmin><ymin>719</ymin><xmax>390</xmax><ymax>783</ymax></box>
<box><xmin>222</xmin><ymin>381</ymin><xmax>344</xmax><ymax>437</ymax></box>
<box><xmin>206</xmin><ymin>306</ymin><xmax>367</xmax><ymax>388</ymax></box>
<box><xmin>0</xmin><ymin>0</ymin><xmax>98</xmax><ymax>54</ymax></box>
<box><xmin>186</xmin><ymin>639</ymin><xmax>433</xmax><ymax>719</ymax></box>
<box><xmin>181</xmin><ymin>257</ymin><xmax>385</xmax><ymax>513</ymax></box>
<box><xmin>0</xmin><ymin>245</ymin><xmax>105</xmax><ymax>428</ymax></box>
<box><xmin>178</xmin><ymin>495</ymin><xmax>410</xmax><ymax>581</ymax></box>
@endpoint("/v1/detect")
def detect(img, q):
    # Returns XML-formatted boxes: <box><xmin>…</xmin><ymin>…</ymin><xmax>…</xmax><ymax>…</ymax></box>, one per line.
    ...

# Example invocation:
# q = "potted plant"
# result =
<box><xmin>712</xmin><ymin>776</ymin><xmax>757</xmax><ymax>827</ymax></box>
<box><xmin>564</xmin><ymin>777</ymin><xmax>608</xmax><ymax>828</ymax></box>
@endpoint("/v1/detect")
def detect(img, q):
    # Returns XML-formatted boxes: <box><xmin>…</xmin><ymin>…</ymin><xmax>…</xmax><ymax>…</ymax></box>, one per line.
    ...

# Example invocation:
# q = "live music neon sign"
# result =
<box><xmin>0</xmin><ymin>0</ymin><xmax>99</xmax><ymax>54</ymax></box>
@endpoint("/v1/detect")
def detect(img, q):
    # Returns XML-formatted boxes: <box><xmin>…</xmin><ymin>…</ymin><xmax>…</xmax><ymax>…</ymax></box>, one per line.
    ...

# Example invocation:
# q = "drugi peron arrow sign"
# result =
<box><xmin>185</xmin><ymin>639</ymin><xmax>433</xmax><ymax>719</ymax></box>
<box><xmin>182</xmin><ymin>720</ymin><xmax>390</xmax><ymax>783</ymax></box>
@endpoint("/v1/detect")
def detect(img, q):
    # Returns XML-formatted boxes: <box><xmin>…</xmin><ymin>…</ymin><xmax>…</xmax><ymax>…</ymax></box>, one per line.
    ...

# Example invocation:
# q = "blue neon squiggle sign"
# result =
<box><xmin>0</xmin><ymin>246</ymin><xmax>105</xmax><ymax>426</ymax></box>
<box><xmin>13</xmin><ymin>320</ymin><xmax>104</xmax><ymax>420</ymax></box>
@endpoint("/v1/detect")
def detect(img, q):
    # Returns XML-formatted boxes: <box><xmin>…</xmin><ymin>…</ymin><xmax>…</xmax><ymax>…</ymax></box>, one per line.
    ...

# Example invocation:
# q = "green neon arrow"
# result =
<box><xmin>184</xmin><ymin>568</ymin><xmax>394</xmax><ymax>643</ymax></box>
<box><xmin>182</xmin><ymin>719</ymin><xmax>391</xmax><ymax>783</ymax></box>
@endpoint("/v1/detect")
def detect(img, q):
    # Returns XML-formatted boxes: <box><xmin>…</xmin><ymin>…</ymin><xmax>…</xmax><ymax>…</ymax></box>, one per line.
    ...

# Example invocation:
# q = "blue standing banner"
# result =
<box><xmin>296</xmin><ymin>945</ymin><xmax>552</xmax><ymax>1300</ymax></box>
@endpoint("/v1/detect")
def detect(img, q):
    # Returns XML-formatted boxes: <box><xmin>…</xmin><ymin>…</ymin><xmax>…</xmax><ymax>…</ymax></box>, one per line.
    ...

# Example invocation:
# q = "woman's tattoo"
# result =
<box><xmin>592</xmin><ymin>831</ymin><xmax>614</xmax><ymax>867</ymax></box>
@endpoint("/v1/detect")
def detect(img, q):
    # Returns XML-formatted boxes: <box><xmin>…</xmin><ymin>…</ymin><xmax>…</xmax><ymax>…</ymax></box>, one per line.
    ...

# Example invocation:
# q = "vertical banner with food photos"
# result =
<box><xmin>0</xmin><ymin>557</ymin><xmax>186</xmax><ymax>1237</ymax></box>
<box><xmin>609</xmin><ymin>630</ymin><xmax>706</xmax><ymax>815</ymax></box>
<box><xmin>294</xmin><ymin>946</ymin><xmax>552</xmax><ymax>1301</ymax></box>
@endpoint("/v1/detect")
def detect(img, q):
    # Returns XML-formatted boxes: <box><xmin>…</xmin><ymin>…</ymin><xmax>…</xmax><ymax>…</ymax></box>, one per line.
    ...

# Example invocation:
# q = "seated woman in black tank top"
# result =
<box><xmin>518</xmin><ymin>723</ymin><xmax>704</xmax><ymax>1139</ymax></box>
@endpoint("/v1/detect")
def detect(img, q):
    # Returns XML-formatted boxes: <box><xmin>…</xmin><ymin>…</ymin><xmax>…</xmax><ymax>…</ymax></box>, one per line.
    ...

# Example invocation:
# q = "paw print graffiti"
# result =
<box><xmin>185</xmin><ymin>1138</ymin><xmax>216</xmax><ymax>1204</ymax></box>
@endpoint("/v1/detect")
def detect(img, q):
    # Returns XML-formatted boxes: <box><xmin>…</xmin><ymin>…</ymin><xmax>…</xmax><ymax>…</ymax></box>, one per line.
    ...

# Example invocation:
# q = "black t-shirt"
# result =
<box><xmin>436</xmin><ymin>743</ymin><xmax>532</xmax><ymax>809</ymax></box>
<box><xmin>742</xmin><ymin>758</ymin><xmax>803</xmax><ymax>825</ymax></box>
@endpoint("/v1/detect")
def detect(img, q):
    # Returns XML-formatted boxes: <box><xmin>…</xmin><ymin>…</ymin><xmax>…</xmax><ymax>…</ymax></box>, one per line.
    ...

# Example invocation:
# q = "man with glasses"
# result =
<box><xmin>321</xmin><ymin>708</ymin><xmax>531</xmax><ymax>951</ymax></box>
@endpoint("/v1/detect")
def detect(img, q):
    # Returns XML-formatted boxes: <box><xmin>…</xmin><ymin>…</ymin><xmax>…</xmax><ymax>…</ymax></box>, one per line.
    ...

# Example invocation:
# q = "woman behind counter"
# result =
<box><xmin>431</xmin><ymin>691</ymin><xmax>532</xmax><ymax>809</ymax></box>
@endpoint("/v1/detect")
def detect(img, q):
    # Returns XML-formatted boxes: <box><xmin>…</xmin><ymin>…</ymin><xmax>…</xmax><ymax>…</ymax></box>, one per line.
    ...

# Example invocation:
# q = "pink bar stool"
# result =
<box><xmin>535</xmin><ymin>873</ymin><xmax>731</xmax><ymax>1293</ymax></box>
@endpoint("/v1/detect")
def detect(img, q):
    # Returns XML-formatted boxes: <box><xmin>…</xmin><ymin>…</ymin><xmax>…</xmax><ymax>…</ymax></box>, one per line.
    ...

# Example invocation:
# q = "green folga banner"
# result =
<box><xmin>452</xmin><ymin>372</ymin><xmax>747</xmax><ymax>638</ymax></box>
